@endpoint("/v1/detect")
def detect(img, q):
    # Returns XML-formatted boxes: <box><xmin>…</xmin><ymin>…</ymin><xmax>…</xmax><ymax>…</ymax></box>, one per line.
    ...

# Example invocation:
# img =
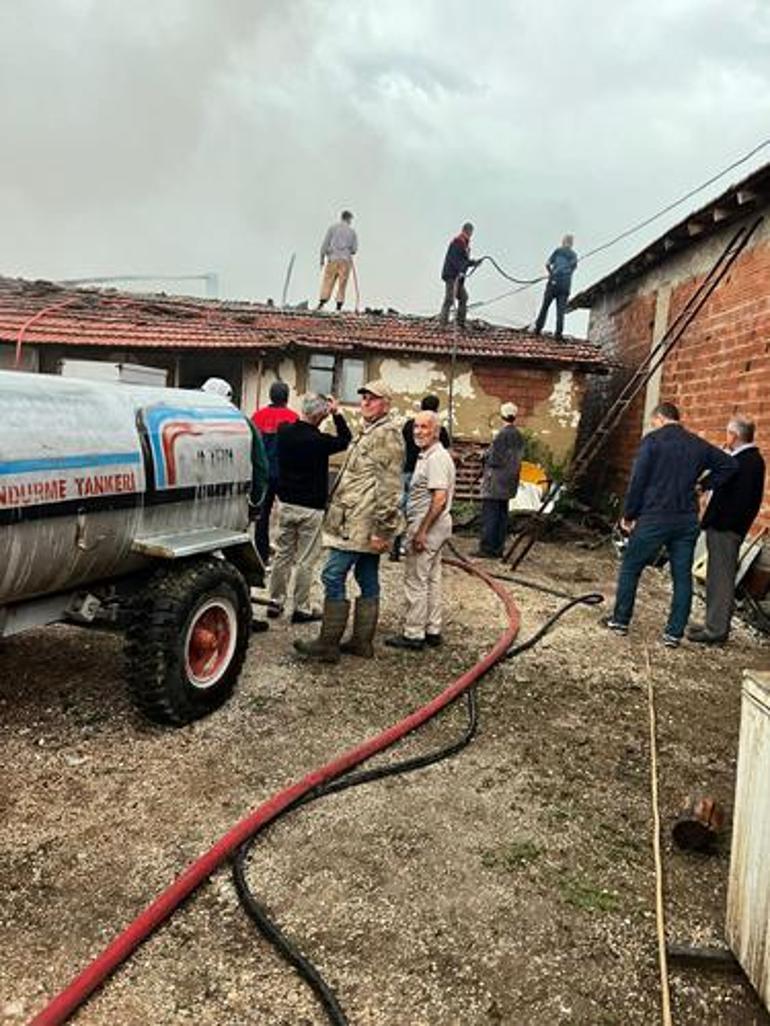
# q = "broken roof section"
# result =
<box><xmin>0</xmin><ymin>276</ymin><xmax>606</xmax><ymax>371</ymax></box>
<box><xmin>570</xmin><ymin>159</ymin><xmax>770</xmax><ymax>309</ymax></box>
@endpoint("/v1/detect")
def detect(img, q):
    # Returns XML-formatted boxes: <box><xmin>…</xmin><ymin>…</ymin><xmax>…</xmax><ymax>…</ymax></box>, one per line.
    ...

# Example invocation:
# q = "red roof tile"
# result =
<box><xmin>0</xmin><ymin>276</ymin><xmax>606</xmax><ymax>370</ymax></box>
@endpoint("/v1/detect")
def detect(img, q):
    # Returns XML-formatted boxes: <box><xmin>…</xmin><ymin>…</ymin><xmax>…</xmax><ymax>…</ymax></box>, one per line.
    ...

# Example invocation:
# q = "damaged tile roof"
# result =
<box><xmin>0</xmin><ymin>276</ymin><xmax>606</xmax><ymax>370</ymax></box>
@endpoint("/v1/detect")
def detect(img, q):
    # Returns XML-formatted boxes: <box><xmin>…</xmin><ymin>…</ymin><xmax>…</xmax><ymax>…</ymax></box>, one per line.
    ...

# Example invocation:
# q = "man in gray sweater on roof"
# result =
<box><xmin>318</xmin><ymin>210</ymin><xmax>358</xmax><ymax>311</ymax></box>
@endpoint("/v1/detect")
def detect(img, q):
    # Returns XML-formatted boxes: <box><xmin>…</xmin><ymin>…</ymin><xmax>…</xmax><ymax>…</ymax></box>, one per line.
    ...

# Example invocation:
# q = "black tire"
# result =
<box><xmin>125</xmin><ymin>557</ymin><xmax>251</xmax><ymax>726</ymax></box>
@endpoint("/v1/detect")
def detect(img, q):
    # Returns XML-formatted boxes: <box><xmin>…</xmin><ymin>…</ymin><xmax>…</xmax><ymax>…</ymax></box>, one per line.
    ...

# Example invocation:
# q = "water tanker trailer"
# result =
<box><xmin>0</xmin><ymin>370</ymin><xmax>264</xmax><ymax>725</ymax></box>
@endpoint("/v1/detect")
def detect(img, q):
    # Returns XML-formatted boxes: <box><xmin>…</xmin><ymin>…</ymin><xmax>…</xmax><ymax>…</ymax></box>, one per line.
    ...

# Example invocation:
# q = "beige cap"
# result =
<box><xmin>500</xmin><ymin>401</ymin><xmax>518</xmax><ymax>420</ymax></box>
<box><xmin>358</xmin><ymin>379</ymin><xmax>393</xmax><ymax>400</ymax></box>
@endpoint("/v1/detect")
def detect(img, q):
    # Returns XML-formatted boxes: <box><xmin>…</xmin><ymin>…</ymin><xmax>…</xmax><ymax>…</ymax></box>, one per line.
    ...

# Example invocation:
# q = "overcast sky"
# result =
<box><xmin>1</xmin><ymin>0</ymin><xmax>769</xmax><ymax>330</ymax></box>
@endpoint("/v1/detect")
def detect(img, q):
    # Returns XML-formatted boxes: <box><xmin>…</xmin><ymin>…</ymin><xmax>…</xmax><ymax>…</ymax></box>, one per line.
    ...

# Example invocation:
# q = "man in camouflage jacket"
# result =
<box><xmin>295</xmin><ymin>379</ymin><xmax>404</xmax><ymax>663</ymax></box>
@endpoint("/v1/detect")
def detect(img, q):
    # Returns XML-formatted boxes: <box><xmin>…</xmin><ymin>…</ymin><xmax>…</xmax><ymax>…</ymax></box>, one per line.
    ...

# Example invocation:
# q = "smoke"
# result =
<box><xmin>1</xmin><ymin>0</ymin><xmax>769</xmax><ymax>325</ymax></box>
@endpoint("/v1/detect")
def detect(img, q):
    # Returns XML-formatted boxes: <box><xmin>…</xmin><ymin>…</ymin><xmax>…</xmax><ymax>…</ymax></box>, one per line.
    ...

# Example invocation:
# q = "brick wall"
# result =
<box><xmin>472</xmin><ymin>363</ymin><xmax>556</xmax><ymax>415</ymax></box>
<box><xmin>577</xmin><ymin>290</ymin><xmax>656</xmax><ymax>500</ymax></box>
<box><xmin>583</xmin><ymin>234</ymin><xmax>770</xmax><ymax>531</ymax></box>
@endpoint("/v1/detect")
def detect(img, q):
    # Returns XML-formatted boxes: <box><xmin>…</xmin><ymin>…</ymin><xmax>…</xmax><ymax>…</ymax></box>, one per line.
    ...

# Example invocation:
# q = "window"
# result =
<box><xmin>307</xmin><ymin>353</ymin><xmax>335</xmax><ymax>396</ymax></box>
<box><xmin>339</xmin><ymin>358</ymin><xmax>365</xmax><ymax>403</ymax></box>
<box><xmin>306</xmin><ymin>353</ymin><xmax>366</xmax><ymax>404</ymax></box>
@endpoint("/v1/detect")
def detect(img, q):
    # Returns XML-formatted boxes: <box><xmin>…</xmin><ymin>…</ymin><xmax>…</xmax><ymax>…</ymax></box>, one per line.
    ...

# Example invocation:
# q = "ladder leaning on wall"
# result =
<box><xmin>502</xmin><ymin>214</ymin><xmax>765</xmax><ymax>571</ymax></box>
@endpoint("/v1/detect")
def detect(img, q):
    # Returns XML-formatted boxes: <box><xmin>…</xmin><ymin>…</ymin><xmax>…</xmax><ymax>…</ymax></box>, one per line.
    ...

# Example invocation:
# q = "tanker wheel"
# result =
<box><xmin>125</xmin><ymin>557</ymin><xmax>252</xmax><ymax>726</ymax></box>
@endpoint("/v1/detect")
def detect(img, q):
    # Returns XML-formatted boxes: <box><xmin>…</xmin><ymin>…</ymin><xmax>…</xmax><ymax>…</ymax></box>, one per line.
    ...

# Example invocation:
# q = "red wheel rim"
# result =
<box><xmin>185</xmin><ymin>599</ymin><xmax>237</xmax><ymax>689</ymax></box>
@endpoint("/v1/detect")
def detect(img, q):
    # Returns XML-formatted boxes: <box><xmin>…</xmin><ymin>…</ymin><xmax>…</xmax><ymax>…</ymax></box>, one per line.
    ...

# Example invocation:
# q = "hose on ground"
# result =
<box><xmin>29</xmin><ymin>557</ymin><xmax>519</xmax><ymax>1026</ymax></box>
<box><xmin>232</xmin><ymin>576</ymin><xmax>603</xmax><ymax>1024</ymax></box>
<box><xmin>233</xmin><ymin>687</ymin><xmax>479</xmax><ymax>1026</ymax></box>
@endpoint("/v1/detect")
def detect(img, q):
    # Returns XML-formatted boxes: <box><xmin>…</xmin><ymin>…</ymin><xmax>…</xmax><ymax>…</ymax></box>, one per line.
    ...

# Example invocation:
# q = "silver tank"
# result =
<box><xmin>0</xmin><ymin>371</ymin><xmax>253</xmax><ymax>604</ymax></box>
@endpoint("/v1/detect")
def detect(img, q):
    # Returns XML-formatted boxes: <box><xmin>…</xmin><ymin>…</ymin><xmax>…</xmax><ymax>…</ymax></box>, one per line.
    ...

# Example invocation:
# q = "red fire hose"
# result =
<box><xmin>29</xmin><ymin>558</ymin><xmax>520</xmax><ymax>1025</ymax></box>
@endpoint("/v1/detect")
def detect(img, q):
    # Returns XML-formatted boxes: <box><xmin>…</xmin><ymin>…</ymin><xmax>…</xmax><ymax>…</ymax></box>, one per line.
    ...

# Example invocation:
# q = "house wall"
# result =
<box><xmin>582</xmin><ymin>209</ymin><xmax>770</xmax><ymax>529</ymax></box>
<box><xmin>248</xmin><ymin>350</ymin><xmax>589</xmax><ymax>465</ymax></box>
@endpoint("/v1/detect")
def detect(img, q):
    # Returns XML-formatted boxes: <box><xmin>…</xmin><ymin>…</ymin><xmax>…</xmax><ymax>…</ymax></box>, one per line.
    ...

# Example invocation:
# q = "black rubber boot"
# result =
<box><xmin>293</xmin><ymin>599</ymin><xmax>350</xmax><ymax>663</ymax></box>
<box><xmin>389</xmin><ymin>535</ymin><xmax>402</xmax><ymax>562</ymax></box>
<box><xmin>339</xmin><ymin>598</ymin><xmax>379</xmax><ymax>658</ymax></box>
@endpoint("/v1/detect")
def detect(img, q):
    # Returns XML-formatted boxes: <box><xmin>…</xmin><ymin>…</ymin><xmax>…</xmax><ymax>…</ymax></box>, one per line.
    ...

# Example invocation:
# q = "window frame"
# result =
<box><xmin>305</xmin><ymin>351</ymin><xmax>367</xmax><ymax>405</ymax></box>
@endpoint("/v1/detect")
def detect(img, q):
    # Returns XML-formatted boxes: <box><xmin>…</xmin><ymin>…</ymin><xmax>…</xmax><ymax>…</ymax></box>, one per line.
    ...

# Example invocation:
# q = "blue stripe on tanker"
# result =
<box><xmin>0</xmin><ymin>452</ymin><xmax>142</xmax><ymax>475</ymax></box>
<box><xmin>143</xmin><ymin>405</ymin><xmax>248</xmax><ymax>489</ymax></box>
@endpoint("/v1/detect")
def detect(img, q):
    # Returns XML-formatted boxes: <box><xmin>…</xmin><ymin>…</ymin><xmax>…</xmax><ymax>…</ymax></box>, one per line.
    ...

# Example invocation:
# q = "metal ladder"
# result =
<box><xmin>503</xmin><ymin>214</ymin><xmax>764</xmax><ymax>570</ymax></box>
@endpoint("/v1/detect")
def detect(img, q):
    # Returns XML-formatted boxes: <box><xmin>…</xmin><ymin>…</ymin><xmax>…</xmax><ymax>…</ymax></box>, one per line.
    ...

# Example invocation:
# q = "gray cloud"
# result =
<box><xmin>1</xmin><ymin>0</ymin><xmax>769</xmax><ymax>329</ymax></box>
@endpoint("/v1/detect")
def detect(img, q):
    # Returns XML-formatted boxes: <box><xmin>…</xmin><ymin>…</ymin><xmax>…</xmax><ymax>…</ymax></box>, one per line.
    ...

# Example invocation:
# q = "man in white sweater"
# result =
<box><xmin>318</xmin><ymin>210</ymin><xmax>358</xmax><ymax>311</ymax></box>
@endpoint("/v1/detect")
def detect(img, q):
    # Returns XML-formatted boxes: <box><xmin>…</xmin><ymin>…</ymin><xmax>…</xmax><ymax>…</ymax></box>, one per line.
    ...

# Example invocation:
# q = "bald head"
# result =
<box><xmin>414</xmin><ymin>410</ymin><xmax>440</xmax><ymax>449</ymax></box>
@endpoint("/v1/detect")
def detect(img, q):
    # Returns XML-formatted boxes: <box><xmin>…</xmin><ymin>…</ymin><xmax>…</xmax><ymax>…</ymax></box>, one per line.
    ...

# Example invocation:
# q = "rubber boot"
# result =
<box><xmin>293</xmin><ymin>599</ymin><xmax>349</xmax><ymax>663</ymax></box>
<box><xmin>339</xmin><ymin>598</ymin><xmax>379</xmax><ymax>658</ymax></box>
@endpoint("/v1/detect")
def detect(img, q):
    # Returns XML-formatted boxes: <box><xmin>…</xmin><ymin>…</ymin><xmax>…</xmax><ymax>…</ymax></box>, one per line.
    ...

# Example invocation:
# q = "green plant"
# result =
<box><xmin>560</xmin><ymin>877</ymin><xmax>619</xmax><ymax>913</ymax></box>
<box><xmin>518</xmin><ymin>429</ymin><xmax>568</xmax><ymax>484</ymax></box>
<box><xmin>481</xmin><ymin>839</ymin><xmax>541</xmax><ymax>871</ymax></box>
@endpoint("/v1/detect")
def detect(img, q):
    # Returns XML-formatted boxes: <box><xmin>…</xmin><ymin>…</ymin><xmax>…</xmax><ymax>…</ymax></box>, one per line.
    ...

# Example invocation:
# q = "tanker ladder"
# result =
<box><xmin>503</xmin><ymin>214</ymin><xmax>764</xmax><ymax>571</ymax></box>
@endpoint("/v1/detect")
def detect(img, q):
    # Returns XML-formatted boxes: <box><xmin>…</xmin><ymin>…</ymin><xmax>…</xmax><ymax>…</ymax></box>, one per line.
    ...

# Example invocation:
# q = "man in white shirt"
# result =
<box><xmin>318</xmin><ymin>210</ymin><xmax>358</xmax><ymax>311</ymax></box>
<box><xmin>386</xmin><ymin>410</ymin><xmax>456</xmax><ymax>651</ymax></box>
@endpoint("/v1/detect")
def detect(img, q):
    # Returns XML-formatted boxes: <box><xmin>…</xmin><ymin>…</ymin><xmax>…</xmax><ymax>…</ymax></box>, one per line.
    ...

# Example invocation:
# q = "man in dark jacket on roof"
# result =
<box><xmin>439</xmin><ymin>222</ymin><xmax>480</xmax><ymax>329</ymax></box>
<box><xmin>602</xmin><ymin>402</ymin><xmax>737</xmax><ymax>648</ymax></box>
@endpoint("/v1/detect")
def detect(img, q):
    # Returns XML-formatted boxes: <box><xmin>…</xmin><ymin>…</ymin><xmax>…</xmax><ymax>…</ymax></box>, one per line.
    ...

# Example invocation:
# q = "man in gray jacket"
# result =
<box><xmin>318</xmin><ymin>210</ymin><xmax>358</xmax><ymax>311</ymax></box>
<box><xmin>475</xmin><ymin>402</ymin><xmax>524</xmax><ymax>558</ymax></box>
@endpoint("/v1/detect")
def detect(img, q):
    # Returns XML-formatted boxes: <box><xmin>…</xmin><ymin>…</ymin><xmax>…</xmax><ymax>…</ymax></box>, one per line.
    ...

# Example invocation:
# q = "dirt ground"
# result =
<box><xmin>2</xmin><ymin>535</ymin><xmax>770</xmax><ymax>1026</ymax></box>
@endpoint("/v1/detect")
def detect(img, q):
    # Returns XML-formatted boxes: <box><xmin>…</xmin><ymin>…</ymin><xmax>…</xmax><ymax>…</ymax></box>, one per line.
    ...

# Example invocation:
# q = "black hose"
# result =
<box><xmin>232</xmin><ymin>575</ymin><xmax>603</xmax><ymax>1024</ymax></box>
<box><xmin>232</xmin><ymin>688</ymin><xmax>479</xmax><ymax>1026</ymax></box>
<box><xmin>505</xmin><ymin>591</ymin><xmax>604</xmax><ymax>658</ymax></box>
<box><xmin>466</xmin><ymin>255</ymin><xmax>545</xmax><ymax>286</ymax></box>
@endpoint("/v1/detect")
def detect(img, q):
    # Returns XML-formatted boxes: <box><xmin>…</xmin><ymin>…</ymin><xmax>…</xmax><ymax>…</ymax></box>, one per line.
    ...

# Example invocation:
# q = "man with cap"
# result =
<box><xmin>202</xmin><ymin>377</ymin><xmax>268</xmax><ymax>515</ymax></box>
<box><xmin>202</xmin><ymin>377</ymin><xmax>270</xmax><ymax>633</ymax></box>
<box><xmin>475</xmin><ymin>402</ymin><xmax>525</xmax><ymax>558</ymax></box>
<box><xmin>294</xmin><ymin>379</ymin><xmax>404</xmax><ymax>663</ymax></box>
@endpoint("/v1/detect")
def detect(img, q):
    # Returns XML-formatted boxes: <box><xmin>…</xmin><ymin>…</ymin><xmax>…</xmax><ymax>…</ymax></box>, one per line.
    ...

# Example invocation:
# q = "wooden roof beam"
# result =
<box><xmin>737</xmin><ymin>187</ymin><xmax>757</xmax><ymax>205</ymax></box>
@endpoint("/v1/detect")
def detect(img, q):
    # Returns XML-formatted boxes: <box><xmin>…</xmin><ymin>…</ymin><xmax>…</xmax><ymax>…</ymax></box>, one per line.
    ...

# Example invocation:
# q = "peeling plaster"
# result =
<box><xmin>254</xmin><ymin>353</ymin><xmax>586</xmax><ymax>461</ymax></box>
<box><xmin>547</xmin><ymin>371</ymin><xmax>580</xmax><ymax>428</ymax></box>
<box><xmin>378</xmin><ymin>358</ymin><xmax>444</xmax><ymax>394</ymax></box>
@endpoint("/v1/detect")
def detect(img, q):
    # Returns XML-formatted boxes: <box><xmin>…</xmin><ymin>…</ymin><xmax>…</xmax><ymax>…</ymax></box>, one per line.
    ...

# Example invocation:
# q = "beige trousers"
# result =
<box><xmin>403</xmin><ymin>541</ymin><xmax>445</xmax><ymax>640</ymax></box>
<box><xmin>268</xmin><ymin>503</ymin><xmax>324</xmax><ymax>613</ymax></box>
<box><xmin>320</xmin><ymin>259</ymin><xmax>352</xmax><ymax>303</ymax></box>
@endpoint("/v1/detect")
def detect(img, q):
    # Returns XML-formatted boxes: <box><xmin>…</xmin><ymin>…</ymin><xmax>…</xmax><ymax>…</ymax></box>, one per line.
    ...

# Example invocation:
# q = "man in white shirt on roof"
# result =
<box><xmin>318</xmin><ymin>210</ymin><xmax>358</xmax><ymax>312</ymax></box>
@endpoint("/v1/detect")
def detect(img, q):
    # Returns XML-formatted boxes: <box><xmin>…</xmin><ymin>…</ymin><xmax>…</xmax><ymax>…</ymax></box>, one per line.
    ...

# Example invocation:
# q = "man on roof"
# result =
<box><xmin>439</xmin><ymin>222</ymin><xmax>480</xmax><ymax>330</ymax></box>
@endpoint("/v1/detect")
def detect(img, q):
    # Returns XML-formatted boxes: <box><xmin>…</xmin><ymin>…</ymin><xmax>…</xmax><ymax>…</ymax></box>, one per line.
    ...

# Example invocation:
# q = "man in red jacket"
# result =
<box><xmin>439</xmin><ymin>222</ymin><xmax>480</xmax><ymax>329</ymax></box>
<box><xmin>251</xmin><ymin>381</ymin><xmax>298</xmax><ymax>563</ymax></box>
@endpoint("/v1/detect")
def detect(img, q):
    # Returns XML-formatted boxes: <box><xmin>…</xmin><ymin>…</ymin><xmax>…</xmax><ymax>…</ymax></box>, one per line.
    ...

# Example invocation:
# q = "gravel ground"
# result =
<box><xmin>2</xmin><ymin>535</ymin><xmax>769</xmax><ymax>1026</ymax></box>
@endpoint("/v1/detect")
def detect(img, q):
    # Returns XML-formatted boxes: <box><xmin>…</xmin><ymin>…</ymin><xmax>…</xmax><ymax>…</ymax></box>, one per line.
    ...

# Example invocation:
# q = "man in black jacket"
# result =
<box><xmin>603</xmin><ymin>402</ymin><xmax>737</xmax><ymax>647</ymax></box>
<box><xmin>267</xmin><ymin>394</ymin><xmax>351</xmax><ymax>623</ymax></box>
<box><xmin>439</xmin><ymin>222</ymin><xmax>480</xmax><ymax>329</ymax></box>
<box><xmin>688</xmin><ymin>415</ymin><xmax>765</xmax><ymax>644</ymax></box>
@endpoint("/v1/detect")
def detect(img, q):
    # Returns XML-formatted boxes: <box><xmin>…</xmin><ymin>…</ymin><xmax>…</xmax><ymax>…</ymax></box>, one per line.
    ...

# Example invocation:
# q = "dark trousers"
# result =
<box><xmin>439</xmin><ymin>277</ymin><xmax>468</xmax><ymax>327</ymax></box>
<box><xmin>612</xmin><ymin>519</ymin><xmax>700</xmax><ymax>638</ymax></box>
<box><xmin>480</xmin><ymin>499</ymin><xmax>509</xmax><ymax>556</ymax></box>
<box><xmin>534</xmin><ymin>282</ymin><xmax>569</xmax><ymax>337</ymax></box>
<box><xmin>255</xmin><ymin>481</ymin><xmax>277</xmax><ymax>562</ymax></box>
<box><xmin>705</xmin><ymin>527</ymin><xmax>742</xmax><ymax>638</ymax></box>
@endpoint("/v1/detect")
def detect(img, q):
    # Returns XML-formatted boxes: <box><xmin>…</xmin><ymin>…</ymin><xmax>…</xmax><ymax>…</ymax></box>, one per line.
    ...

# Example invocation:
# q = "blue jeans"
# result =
<box><xmin>322</xmin><ymin>548</ymin><xmax>381</xmax><ymax>601</ymax></box>
<box><xmin>613</xmin><ymin>519</ymin><xmax>700</xmax><ymax>638</ymax></box>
